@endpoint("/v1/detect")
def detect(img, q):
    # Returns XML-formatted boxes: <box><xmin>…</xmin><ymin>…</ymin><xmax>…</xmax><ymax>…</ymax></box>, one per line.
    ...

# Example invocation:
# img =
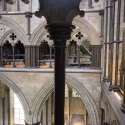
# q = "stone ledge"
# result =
<box><xmin>101</xmin><ymin>82</ymin><xmax>125</xmax><ymax>125</ymax></box>
<box><xmin>0</xmin><ymin>67</ymin><xmax>102</xmax><ymax>73</ymax></box>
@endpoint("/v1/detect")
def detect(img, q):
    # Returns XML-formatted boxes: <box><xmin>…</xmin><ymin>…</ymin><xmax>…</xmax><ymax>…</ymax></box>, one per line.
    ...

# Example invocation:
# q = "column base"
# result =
<box><xmin>103</xmin><ymin>77</ymin><xmax>110</xmax><ymax>82</ymax></box>
<box><xmin>121</xmin><ymin>103</ymin><xmax>125</xmax><ymax>113</ymax></box>
<box><xmin>108</xmin><ymin>85</ymin><xmax>119</xmax><ymax>91</ymax></box>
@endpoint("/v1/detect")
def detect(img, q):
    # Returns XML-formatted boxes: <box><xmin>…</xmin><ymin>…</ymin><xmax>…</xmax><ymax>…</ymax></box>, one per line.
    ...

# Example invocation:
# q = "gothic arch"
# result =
<box><xmin>30</xmin><ymin>17</ymin><xmax>101</xmax><ymax>45</ymax></box>
<box><xmin>31</xmin><ymin>76</ymin><xmax>100</xmax><ymax>125</ymax></box>
<box><xmin>0</xmin><ymin>73</ymin><xmax>30</xmax><ymax>116</ymax></box>
<box><xmin>0</xmin><ymin>16</ymin><xmax>28</xmax><ymax>45</ymax></box>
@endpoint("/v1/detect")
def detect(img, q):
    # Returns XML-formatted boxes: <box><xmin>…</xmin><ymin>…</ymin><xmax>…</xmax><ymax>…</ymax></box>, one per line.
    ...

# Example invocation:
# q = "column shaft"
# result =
<box><xmin>2</xmin><ymin>98</ymin><xmax>5</xmax><ymax>125</ymax></box>
<box><xmin>124</xmin><ymin>0</ymin><xmax>125</xmax><ymax>22</ymax></box>
<box><xmin>2</xmin><ymin>1</ymin><xmax>7</xmax><ymax>11</ymax></box>
<box><xmin>88</xmin><ymin>0</ymin><xmax>92</xmax><ymax>8</ymax></box>
<box><xmin>104</xmin><ymin>0</ymin><xmax>108</xmax><ymax>77</ymax></box>
<box><xmin>115</xmin><ymin>0</ymin><xmax>121</xmax><ymax>84</ymax></box>
<box><xmin>54</xmin><ymin>40</ymin><xmax>66</xmax><ymax>125</ymax></box>
<box><xmin>35</xmin><ymin>46</ymin><xmax>40</xmax><ymax>67</ymax></box>
<box><xmin>49</xmin><ymin>46</ymin><xmax>53</xmax><ymax>68</ymax></box>
<box><xmin>17</xmin><ymin>0</ymin><xmax>20</xmax><ymax>11</ymax></box>
<box><xmin>51</xmin><ymin>92</ymin><xmax>54</xmax><ymax>125</ymax></box>
<box><xmin>46</xmin><ymin>100</ymin><xmax>48</xmax><ymax>125</ymax></box>
<box><xmin>0</xmin><ymin>46</ymin><xmax>3</xmax><ymax>67</ymax></box>
<box><xmin>12</xmin><ymin>46</ymin><xmax>16</xmax><ymax>67</ymax></box>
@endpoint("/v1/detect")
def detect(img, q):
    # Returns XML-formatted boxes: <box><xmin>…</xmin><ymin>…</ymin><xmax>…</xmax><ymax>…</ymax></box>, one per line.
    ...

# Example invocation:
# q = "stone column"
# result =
<box><xmin>46</xmin><ymin>100</ymin><xmax>48</xmax><ymax>125</ymax></box>
<box><xmin>104</xmin><ymin>0</ymin><xmax>109</xmax><ymax>78</ymax></box>
<box><xmin>1</xmin><ymin>98</ymin><xmax>5</xmax><ymax>125</ymax></box>
<box><xmin>68</xmin><ymin>86</ymin><xmax>72</xmax><ymax>125</ymax></box>
<box><xmin>2</xmin><ymin>0</ymin><xmax>7</xmax><ymax>11</ymax></box>
<box><xmin>115</xmin><ymin>0</ymin><xmax>121</xmax><ymax>85</ymax></box>
<box><xmin>47</xmin><ymin>41</ymin><xmax>54</xmax><ymax>68</ymax></box>
<box><xmin>17</xmin><ymin>0</ymin><xmax>20</xmax><ymax>11</ymax></box>
<box><xmin>91</xmin><ymin>45</ymin><xmax>101</xmax><ymax>68</ymax></box>
<box><xmin>0</xmin><ymin>45</ymin><xmax>3</xmax><ymax>67</ymax></box>
<box><xmin>88</xmin><ymin>0</ymin><xmax>93</xmax><ymax>8</ymax></box>
<box><xmin>45</xmin><ymin>24</ymin><xmax>75</xmax><ymax>125</ymax></box>
<box><xmin>86</xmin><ymin>110</ymin><xmax>88</xmax><ymax>125</ymax></box>
<box><xmin>25</xmin><ymin>45</ymin><xmax>31</xmax><ymax>68</ymax></box>
<box><xmin>76</xmin><ymin>40</ymin><xmax>82</xmax><ymax>68</ymax></box>
<box><xmin>100</xmin><ymin>108</ymin><xmax>105</xmax><ymax>125</ymax></box>
<box><xmin>25</xmin><ymin>12</ymin><xmax>32</xmax><ymax>35</ymax></box>
<box><xmin>35</xmin><ymin>45</ymin><xmax>40</xmax><ymax>68</ymax></box>
<box><xmin>77</xmin><ymin>45</ymin><xmax>81</xmax><ymax>67</ymax></box>
<box><xmin>34</xmin><ymin>1</ymin><xmax>84</xmax><ymax>125</ymax></box>
<box><xmin>7</xmin><ymin>88</ymin><xmax>10</xmax><ymax>125</ymax></box>
<box><xmin>51</xmin><ymin>92</ymin><xmax>54</xmax><ymax>125</ymax></box>
<box><xmin>99</xmin><ymin>10</ymin><xmax>104</xmax><ymax>37</ymax></box>
<box><xmin>41</xmin><ymin>110</ymin><xmax>43</xmax><ymax>125</ymax></box>
<box><xmin>108</xmin><ymin>0</ymin><xmax>113</xmax><ymax>83</ymax></box>
<box><xmin>123</xmin><ymin>1</ymin><xmax>125</xmax><ymax>23</ymax></box>
<box><xmin>12</xmin><ymin>45</ymin><xmax>16</xmax><ymax>67</ymax></box>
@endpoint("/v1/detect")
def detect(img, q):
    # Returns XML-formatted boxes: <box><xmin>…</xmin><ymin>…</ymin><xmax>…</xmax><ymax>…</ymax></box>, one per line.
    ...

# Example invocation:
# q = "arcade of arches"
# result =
<box><xmin>0</xmin><ymin>0</ymin><xmax>125</xmax><ymax>125</ymax></box>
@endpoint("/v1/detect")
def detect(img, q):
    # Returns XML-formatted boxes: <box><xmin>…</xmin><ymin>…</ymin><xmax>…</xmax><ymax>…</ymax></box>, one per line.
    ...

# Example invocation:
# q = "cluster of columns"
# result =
<box><xmin>0</xmin><ymin>83</ymin><xmax>11</xmax><ymax>125</ymax></box>
<box><xmin>1</xmin><ymin>0</ymin><xmax>20</xmax><ymax>11</ymax></box>
<box><xmin>103</xmin><ymin>0</ymin><xmax>121</xmax><ymax>86</ymax></box>
<box><xmin>25</xmin><ymin>45</ymin><xmax>39</xmax><ymax>68</ymax></box>
<box><xmin>91</xmin><ymin>45</ymin><xmax>102</xmax><ymax>68</ymax></box>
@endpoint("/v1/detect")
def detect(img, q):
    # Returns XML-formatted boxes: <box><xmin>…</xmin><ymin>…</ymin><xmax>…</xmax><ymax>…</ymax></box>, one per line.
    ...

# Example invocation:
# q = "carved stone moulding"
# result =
<box><xmin>35</xmin><ymin>0</ymin><xmax>85</xmax><ymax>25</ymax></box>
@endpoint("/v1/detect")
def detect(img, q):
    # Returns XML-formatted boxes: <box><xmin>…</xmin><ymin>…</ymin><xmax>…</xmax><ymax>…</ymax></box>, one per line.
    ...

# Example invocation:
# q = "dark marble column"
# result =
<box><xmin>49</xmin><ymin>45</ymin><xmax>53</xmax><ymax>68</ymax></box>
<box><xmin>88</xmin><ymin>0</ymin><xmax>93</xmax><ymax>8</ymax></box>
<box><xmin>91</xmin><ymin>45</ymin><xmax>101</xmax><ymax>68</ymax></box>
<box><xmin>51</xmin><ymin>92</ymin><xmax>54</xmax><ymax>125</ymax></box>
<box><xmin>25</xmin><ymin>12</ymin><xmax>32</xmax><ymax>35</ymax></box>
<box><xmin>17</xmin><ymin>0</ymin><xmax>20</xmax><ymax>11</ymax></box>
<box><xmin>45</xmin><ymin>24</ymin><xmax>75</xmax><ymax>125</ymax></box>
<box><xmin>25</xmin><ymin>45</ymin><xmax>31</xmax><ymax>68</ymax></box>
<box><xmin>100</xmin><ymin>108</ymin><xmax>105</xmax><ymax>125</ymax></box>
<box><xmin>12</xmin><ymin>45</ymin><xmax>16</xmax><ymax>67</ymax></box>
<box><xmin>46</xmin><ymin>100</ymin><xmax>48</xmax><ymax>125</ymax></box>
<box><xmin>7</xmin><ymin>88</ymin><xmax>10</xmax><ymax>125</ymax></box>
<box><xmin>123</xmin><ymin>0</ymin><xmax>125</xmax><ymax>22</ymax></box>
<box><xmin>1</xmin><ymin>98</ymin><xmax>5</xmax><ymax>125</ymax></box>
<box><xmin>0</xmin><ymin>45</ymin><xmax>3</xmax><ymax>67</ymax></box>
<box><xmin>68</xmin><ymin>86</ymin><xmax>72</xmax><ymax>124</ymax></box>
<box><xmin>104</xmin><ymin>0</ymin><xmax>109</xmax><ymax>78</ymax></box>
<box><xmin>77</xmin><ymin>45</ymin><xmax>81</xmax><ymax>67</ymax></box>
<box><xmin>41</xmin><ymin>110</ymin><xmax>43</xmax><ymax>125</ymax></box>
<box><xmin>115</xmin><ymin>0</ymin><xmax>121</xmax><ymax>85</ymax></box>
<box><xmin>35</xmin><ymin>45</ymin><xmax>40</xmax><ymax>68</ymax></box>
<box><xmin>99</xmin><ymin>10</ymin><xmax>104</xmax><ymax>37</ymax></box>
<box><xmin>108</xmin><ymin>0</ymin><xmax>113</xmax><ymax>83</ymax></box>
<box><xmin>2</xmin><ymin>0</ymin><xmax>7</xmax><ymax>11</ymax></box>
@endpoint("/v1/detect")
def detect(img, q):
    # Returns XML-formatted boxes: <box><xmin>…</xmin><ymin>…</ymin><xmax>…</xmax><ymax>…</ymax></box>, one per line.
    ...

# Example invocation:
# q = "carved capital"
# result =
<box><xmin>35</xmin><ymin>0</ymin><xmax>85</xmax><ymax>24</ymax></box>
<box><xmin>21</xmin><ymin>0</ymin><xmax>29</xmax><ymax>4</ymax></box>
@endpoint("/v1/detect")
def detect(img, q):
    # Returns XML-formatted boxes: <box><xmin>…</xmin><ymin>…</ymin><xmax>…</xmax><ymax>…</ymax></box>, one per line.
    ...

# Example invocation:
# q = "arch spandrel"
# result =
<box><xmin>30</xmin><ymin>17</ymin><xmax>101</xmax><ymax>45</ymax></box>
<box><xmin>31</xmin><ymin>75</ymin><xmax>100</xmax><ymax>125</ymax></box>
<box><xmin>0</xmin><ymin>16</ymin><xmax>29</xmax><ymax>45</ymax></box>
<box><xmin>0</xmin><ymin>73</ymin><xmax>30</xmax><ymax>116</ymax></box>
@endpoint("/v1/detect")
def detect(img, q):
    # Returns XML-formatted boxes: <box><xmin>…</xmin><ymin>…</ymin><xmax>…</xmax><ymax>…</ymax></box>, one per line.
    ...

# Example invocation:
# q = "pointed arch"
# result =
<box><xmin>0</xmin><ymin>16</ymin><xmax>29</xmax><ymax>45</ymax></box>
<box><xmin>30</xmin><ymin>17</ymin><xmax>101</xmax><ymax>45</ymax></box>
<box><xmin>31</xmin><ymin>75</ymin><xmax>100</xmax><ymax>125</ymax></box>
<box><xmin>0</xmin><ymin>73</ymin><xmax>30</xmax><ymax>116</ymax></box>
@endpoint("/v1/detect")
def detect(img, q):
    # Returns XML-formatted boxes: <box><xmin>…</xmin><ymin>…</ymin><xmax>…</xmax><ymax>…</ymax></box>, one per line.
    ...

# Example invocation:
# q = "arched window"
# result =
<box><xmin>14</xmin><ymin>93</ymin><xmax>24</xmax><ymax>124</ymax></box>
